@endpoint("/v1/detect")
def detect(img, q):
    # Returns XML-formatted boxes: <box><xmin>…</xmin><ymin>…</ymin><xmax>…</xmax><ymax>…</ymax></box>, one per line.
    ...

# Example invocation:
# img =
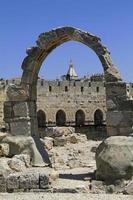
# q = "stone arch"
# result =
<box><xmin>94</xmin><ymin>109</ymin><xmax>103</xmax><ymax>126</ymax></box>
<box><xmin>56</xmin><ymin>109</ymin><xmax>66</xmax><ymax>126</ymax></box>
<box><xmin>37</xmin><ymin>110</ymin><xmax>46</xmax><ymax>128</ymax></box>
<box><xmin>18</xmin><ymin>26</ymin><xmax>122</xmax><ymax>136</ymax></box>
<box><xmin>75</xmin><ymin>109</ymin><xmax>85</xmax><ymax>126</ymax></box>
<box><xmin>20</xmin><ymin>26</ymin><xmax>121</xmax><ymax>101</ymax></box>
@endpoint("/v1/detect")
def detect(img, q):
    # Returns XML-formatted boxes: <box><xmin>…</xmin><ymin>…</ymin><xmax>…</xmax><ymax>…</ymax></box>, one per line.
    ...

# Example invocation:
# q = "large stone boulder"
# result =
<box><xmin>7</xmin><ymin>154</ymin><xmax>31</xmax><ymax>172</ymax></box>
<box><xmin>1</xmin><ymin>135</ymin><xmax>50</xmax><ymax>166</ymax></box>
<box><xmin>96</xmin><ymin>136</ymin><xmax>133</xmax><ymax>182</ymax></box>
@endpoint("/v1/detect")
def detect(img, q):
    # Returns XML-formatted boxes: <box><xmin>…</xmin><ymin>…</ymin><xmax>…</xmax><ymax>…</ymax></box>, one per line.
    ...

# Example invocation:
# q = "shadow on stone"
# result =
<box><xmin>32</xmin><ymin>135</ymin><xmax>51</xmax><ymax>166</ymax></box>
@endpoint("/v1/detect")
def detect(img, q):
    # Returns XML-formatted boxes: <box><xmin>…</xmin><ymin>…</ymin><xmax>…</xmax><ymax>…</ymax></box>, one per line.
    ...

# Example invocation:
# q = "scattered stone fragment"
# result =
<box><xmin>8</xmin><ymin>157</ymin><xmax>26</xmax><ymax>172</ymax></box>
<box><xmin>54</xmin><ymin>136</ymin><xmax>67</xmax><ymax>146</ymax></box>
<box><xmin>0</xmin><ymin>143</ymin><xmax>9</xmax><ymax>157</ymax></box>
<box><xmin>67</xmin><ymin>133</ymin><xmax>78</xmax><ymax>144</ymax></box>
<box><xmin>43</xmin><ymin>137</ymin><xmax>54</xmax><ymax>150</ymax></box>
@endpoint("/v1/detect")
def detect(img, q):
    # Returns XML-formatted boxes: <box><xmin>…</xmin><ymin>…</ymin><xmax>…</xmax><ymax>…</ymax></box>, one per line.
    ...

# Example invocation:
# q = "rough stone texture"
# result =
<box><xmin>14</xmin><ymin>154</ymin><xmax>31</xmax><ymax>167</ymax></box>
<box><xmin>0</xmin><ymin>175</ymin><xmax>6</xmax><ymax>192</ymax></box>
<box><xmin>1</xmin><ymin>193</ymin><xmax>133</xmax><ymax>200</ymax></box>
<box><xmin>0</xmin><ymin>158</ymin><xmax>12</xmax><ymax>177</ymax></box>
<box><xmin>19</xmin><ymin>172</ymin><xmax>39</xmax><ymax>189</ymax></box>
<box><xmin>46</xmin><ymin>127</ymin><xmax>75</xmax><ymax>138</ymax></box>
<box><xmin>124</xmin><ymin>180</ymin><xmax>133</xmax><ymax>195</ymax></box>
<box><xmin>6</xmin><ymin>84</ymin><xmax>29</xmax><ymax>101</ymax></box>
<box><xmin>39</xmin><ymin>173</ymin><xmax>49</xmax><ymax>189</ymax></box>
<box><xmin>54</xmin><ymin>136</ymin><xmax>67</xmax><ymax>146</ymax></box>
<box><xmin>7</xmin><ymin>156</ymin><xmax>27</xmax><ymax>172</ymax></box>
<box><xmin>96</xmin><ymin>136</ymin><xmax>133</xmax><ymax>182</ymax></box>
<box><xmin>42</xmin><ymin>137</ymin><xmax>54</xmax><ymax>150</ymax></box>
<box><xmin>0</xmin><ymin>143</ymin><xmax>9</xmax><ymax>157</ymax></box>
<box><xmin>2</xmin><ymin>135</ymin><xmax>50</xmax><ymax>166</ymax></box>
<box><xmin>6</xmin><ymin>174</ymin><xmax>19</xmax><ymax>191</ymax></box>
<box><xmin>66</xmin><ymin>133</ymin><xmax>79</xmax><ymax>144</ymax></box>
<box><xmin>0</xmin><ymin>132</ymin><xmax>7</xmax><ymax>141</ymax></box>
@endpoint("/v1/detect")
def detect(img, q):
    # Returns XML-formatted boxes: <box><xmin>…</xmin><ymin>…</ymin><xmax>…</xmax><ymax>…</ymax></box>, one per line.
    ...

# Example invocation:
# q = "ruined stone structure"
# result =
<box><xmin>0</xmin><ymin>72</ymin><xmax>107</xmax><ymax>129</ymax></box>
<box><xmin>3</xmin><ymin>26</ymin><xmax>133</xmax><ymax>138</ymax></box>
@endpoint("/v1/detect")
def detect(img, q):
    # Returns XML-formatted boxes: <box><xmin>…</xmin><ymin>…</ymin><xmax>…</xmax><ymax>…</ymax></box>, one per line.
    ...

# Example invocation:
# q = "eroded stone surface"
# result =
<box><xmin>96</xmin><ymin>136</ymin><xmax>133</xmax><ymax>182</ymax></box>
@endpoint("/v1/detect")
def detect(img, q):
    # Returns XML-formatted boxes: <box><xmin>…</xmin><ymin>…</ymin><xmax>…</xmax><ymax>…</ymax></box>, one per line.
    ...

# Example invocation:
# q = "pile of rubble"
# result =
<box><xmin>0</xmin><ymin>127</ymin><xmax>133</xmax><ymax>195</ymax></box>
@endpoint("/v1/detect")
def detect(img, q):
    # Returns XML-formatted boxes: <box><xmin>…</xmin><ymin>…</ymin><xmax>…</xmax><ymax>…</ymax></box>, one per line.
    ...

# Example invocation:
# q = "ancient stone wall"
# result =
<box><xmin>37</xmin><ymin>78</ymin><xmax>106</xmax><ymax>125</ymax></box>
<box><xmin>0</xmin><ymin>76</ymin><xmax>107</xmax><ymax>127</ymax></box>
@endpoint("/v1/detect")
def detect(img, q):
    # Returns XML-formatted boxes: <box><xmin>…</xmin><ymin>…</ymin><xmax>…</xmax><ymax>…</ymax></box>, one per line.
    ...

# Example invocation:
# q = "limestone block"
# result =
<box><xmin>106</xmin><ymin>111</ymin><xmax>133</xmax><ymax>127</ymax></box>
<box><xmin>14</xmin><ymin>154</ymin><xmax>31</xmax><ymax>167</ymax></box>
<box><xmin>6</xmin><ymin>84</ymin><xmax>29</xmax><ymax>101</ymax></box>
<box><xmin>13</xmin><ymin>102</ymin><xmax>29</xmax><ymax>117</ymax></box>
<box><xmin>2</xmin><ymin>135</ymin><xmax>50</xmax><ymax>167</ymax></box>
<box><xmin>10</xmin><ymin>120</ymin><xmax>31</xmax><ymax>136</ymax></box>
<box><xmin>19</xmin><ymin>172</ymin><xmax>39</xmax><ymax>189</ymax></box>
<box><xmin>8</xmin><ymin>157</ymin><xmax>26</xmax><ymax>172</ymax></box>
<box><xmin>39</xmin><ymin>173</ymin><xmax>49</xmax><ymax>189</ymax></box>
<box><xmin>0</xmin><ymin>143</ymin><xmax>9</xmax><ymax>157</ymax></box>
<box><xmin>46</xmin><ymin>127</ymin><xmax>75</xmax><ymax>138</ymax></box>
<box><xmin>96</xmin><ymin>136</ymin><xmax>133</xmax><ymax>182</ymax></box>
<box><xmin>6</xmin><ymin>174</ymin><xmax>19</xmax><ymax>190</ymax></box>
<box><xmin>4</xmin><ymin>102</ymin><xmax>13</xmax><ymax>118</ymax></box>
<box><xmin>0</xmin><ymin>175</ymin><xmax>6</xmax><ymax>192</ymax></box>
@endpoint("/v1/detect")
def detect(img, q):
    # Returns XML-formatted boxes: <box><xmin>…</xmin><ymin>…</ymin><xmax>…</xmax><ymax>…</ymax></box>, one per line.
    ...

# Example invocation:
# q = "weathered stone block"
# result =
<box><xmin>10</xmin><ymin>120</ymin><xmax>31</xmax><ymax>136</ymax></box>
<box><xmin>4</xmin><ymin>102</ymin><xmax>13</xmax><ymax>119</ymax></box>
<box><xmin>6</xmin><ymin>174</ymin><xmax>19</xmax><ymax>190</ymax></box>
<box><xmin>7</xmin><ymin>157</ymin><xmax>26</xmax><ymax>172</ymax></box>
<box><xmin>0</xmin><ymin>175</ymin><xmax>6</xmax><ymax>192</ymax></box>
<box><xmin>107</xmin><ymin>111</ymin><xmax>133</xmax><ymax>127</ymax></box>
<box><xmin>39</xmin><ymin>173</ymin><xmax>49</xmax><ymax>189</ymax></box>
<box><xmin>19</xmin><ymin>172</ymin><xmax>39</xmax><ymax>189</ymax></box>
<box><xmin>13</xmin><ymin>102</ymin><xmax>29</xmax><ymax>117</ymax></box>
<box><xmin>96</xmin><ymin>136</ymin><xmax>133</xmax><ymax>182</ymax></box>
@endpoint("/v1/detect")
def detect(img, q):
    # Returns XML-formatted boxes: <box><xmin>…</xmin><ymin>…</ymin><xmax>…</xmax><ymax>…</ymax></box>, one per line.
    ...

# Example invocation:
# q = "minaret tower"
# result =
<box><xmin>66</xmin><ymin>59</ymin><xmax>78</xmax><ymax>80</ymax></box>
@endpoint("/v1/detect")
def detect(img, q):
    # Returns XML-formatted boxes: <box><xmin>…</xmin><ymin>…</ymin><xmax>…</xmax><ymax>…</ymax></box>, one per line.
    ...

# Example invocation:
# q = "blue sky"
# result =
<box><xmin>0</xmin><ymin>0</ymin><xmax>133</xmax><ymax>82</ymax></box>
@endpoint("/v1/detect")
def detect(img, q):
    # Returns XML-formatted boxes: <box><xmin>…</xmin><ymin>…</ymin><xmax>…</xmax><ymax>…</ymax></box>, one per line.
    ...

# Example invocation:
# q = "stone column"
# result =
<box><xmin>106</xmin><ymin>82</ymin><xmax>133</xmax><ymax>136</ymax></box>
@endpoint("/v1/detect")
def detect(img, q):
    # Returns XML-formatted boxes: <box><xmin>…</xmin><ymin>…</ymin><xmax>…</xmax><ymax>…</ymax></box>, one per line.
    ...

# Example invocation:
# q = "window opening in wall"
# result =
<box><xmin>65</xmin><ymin>86</ymin><xmax>68</xmax><ymax>92</ymax></box>
<box><xmin>81</xmin><ymin>86</ymin><xmax>84</xmax><ymax>92</ymax></box>
<box><xmin>49</xmin><ymin>86</ymin><xmax>52</xmax><ymax>92</ymax></box>
<box><xmin>96</xmin><ymin>87</ymin><xmax>99</xmax><ymax>92</ymax></box>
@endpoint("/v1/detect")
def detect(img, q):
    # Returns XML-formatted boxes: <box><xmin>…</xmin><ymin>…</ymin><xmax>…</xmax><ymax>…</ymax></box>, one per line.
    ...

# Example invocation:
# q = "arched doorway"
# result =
<box><xmin>37</xmin><ymin>110</ymin><xmax>46</xmax><ymax>128</ymax></box>
<box><xmin>56</xmin><ymin>110</ymin><xmax>66</xmax><ymax>126</ymax></box>
<box><xmin>75</xmin><ymin>110</ymin><xmax>85</xmax><ymax>126</ymax></box>
<box><xmin>94</xmin><ymin>109</ymin><xmax>103</xmax><ymax>126</ymax></box>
